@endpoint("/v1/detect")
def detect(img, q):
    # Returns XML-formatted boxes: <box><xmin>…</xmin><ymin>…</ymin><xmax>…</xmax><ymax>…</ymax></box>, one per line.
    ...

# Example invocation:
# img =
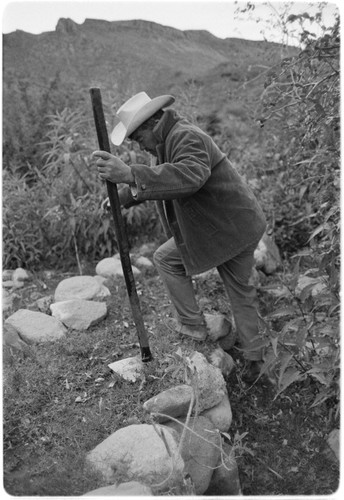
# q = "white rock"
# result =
<box><xmin>96</xmin><ymin>257</ymin><xmax>141</xmax><ymax>279</ymax></box>
<box><xmin>86</xmin><ymin>423</ymin><xmax>184</xmax><ymax>490</ymax></box>
<box><xmin>327</xmin><ymin>429</ymin><xmax>340</xmax><ymax>461</ymax></box>
<box><xmin>84</xmin><ymin>481</ymin><xmax>152</xmax><ymax>496</ymax></box>
<box><xmin>36</xmin><ymin>295</ymin><xmax>53</xmax><ymax>314</ymax></box>
<box><xmin>2</xmin><ymin>269</ymin><xmax>13</xmax><ymax>281</ymax></box>
<box><xmin>138</xmin><ymin>242</ymin><xmax>157</xmax><ymax>256</ymax></box>
<box><xmin>12</xmin><ymin>267</ymin><xmax>30</xmax><ymax>282</ymax></box>
<box><xmin>295</xmin><ymin>275</ymin><xmax>326</xmax><ymax>298</ymax></box>
<box><xmin>2</xmin><ymin>289</ymin><xmax>13</xmax><ymax>312</ymax></box>
<box><xmin>54</xmin><ymin>276</ymin><xmax>110</xmax><ymax>302</ymax></box>
<box><xmin>164</xmin><ymin>416</ymin><xmax>220</xmax><ymax>495</ymax></box>
<box><xmin>50</xmin><ymin>300</ymin><xmax>107</xmax><ymax>330</ymax></box>
<box><xmin>143</xmin><ymin>384</ymin><xmax>194</xmax><ymax>422</ymax></box>
<box><xmin>135</xmin><ymin>256</ymin><xmax>154</xmax><ymax>268</ymax></box>
<box><xmin>108</xmin><ymin>356</ymin><xmax>143</xmax><ymax>382</ymax></box>
<box><xmin>205</xmin><ymin>442</ymin><xmax>242</xmax><ymax>495</ymax></box>
<box><xmin>201</xmin><ymin>392</ymin><xmax>232</xmax><ymax>432</ymax></box>
<box><xmin>5</xmin><ymin>309</ymin><xmax>66</xmax><ymax>344</ymax></box>
<box><xmin>186</xmin><ymin>352</ymin><xmax>227</xmax><ymax>412</ymax></box>
<box><xmin>254</xmin><ymin>232</ymin><xmax>281</xmax><ymax>275</ymax></box>
<box><xmin>249</xmin><ymin>266</ymin><xmax>261</xmax><ymax>287</ymax></box>
<box><xmin>93</xmin><ymin>274</ymin><xmax>111</xmax><ymax>287</ymax></box>
<box><xmin>209</xmin><ymin>347</ymin><xmax>235</xmax><ymax>377</ymax></box>
<box><xmin>2</xmin><ymin>281</ymin><xmax>14</xmax><ymax>289</ymax></box>
<box><xmin>13</xmin><ymin>280</ymin><xmax>25</xmax><ymax>289</ymax></box>
<box><xmin>204</xmin><ymin>313</ymin><xmax>231</xmax><ymax>341</ymax></box>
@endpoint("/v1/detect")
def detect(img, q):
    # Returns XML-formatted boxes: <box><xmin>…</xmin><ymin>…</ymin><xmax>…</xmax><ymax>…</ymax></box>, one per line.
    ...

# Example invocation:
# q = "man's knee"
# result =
<box><xmin>153</xmin><ymin>246</ymin><xmax>164</xmax><ymax>268</ymax></box>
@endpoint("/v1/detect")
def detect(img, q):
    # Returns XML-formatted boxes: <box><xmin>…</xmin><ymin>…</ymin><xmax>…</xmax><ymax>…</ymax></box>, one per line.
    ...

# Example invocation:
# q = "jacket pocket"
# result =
<box><xmin>180</xmin><ymin>199</ymin><xmax>218</xmax><ymax>235</ymax></box>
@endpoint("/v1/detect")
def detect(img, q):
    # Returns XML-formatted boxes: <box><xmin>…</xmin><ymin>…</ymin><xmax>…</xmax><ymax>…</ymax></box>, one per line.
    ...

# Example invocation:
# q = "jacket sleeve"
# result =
<box><xmin>115</xmin><ymin>185</ymin><xmax>144</xmax><ymax>209</ymax></box>
<box><xmin>130</xmin><ymin>129</ymin><xmax>211</xmax><ymax>201</ymax></box>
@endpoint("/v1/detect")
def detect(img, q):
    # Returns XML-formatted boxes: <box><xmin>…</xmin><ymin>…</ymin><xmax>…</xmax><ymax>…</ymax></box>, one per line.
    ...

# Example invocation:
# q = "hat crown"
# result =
<box><xmin>117</xmin><ymin>92</ymin><xmax>151</xmax><ymax>127</ymax></box>
<box><xmin>110</xmin><ymin>91</ymin><xmax>175</xmax><ymax>146</ymax></box>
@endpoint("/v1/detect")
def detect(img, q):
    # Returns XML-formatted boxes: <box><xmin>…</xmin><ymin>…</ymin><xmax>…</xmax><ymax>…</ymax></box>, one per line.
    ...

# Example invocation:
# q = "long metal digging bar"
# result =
<box><xmin>90</xmin><ymin>87</ymin><xmax>152</xmax><ymax>363</ymax></box>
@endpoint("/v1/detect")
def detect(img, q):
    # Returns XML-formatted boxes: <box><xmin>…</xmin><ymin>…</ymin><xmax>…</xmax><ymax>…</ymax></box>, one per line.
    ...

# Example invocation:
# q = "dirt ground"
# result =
<box><xmin>2</xmin><ymin>260</ymin><xmax>340</xmax><ymax>496</ymax></box>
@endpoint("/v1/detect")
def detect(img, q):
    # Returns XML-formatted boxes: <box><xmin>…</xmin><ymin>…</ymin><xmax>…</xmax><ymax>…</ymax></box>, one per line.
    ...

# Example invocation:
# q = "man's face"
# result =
<box><xmin>130</xmin><ymin>127</ymin><xmax>158</xmax><ymax>155</ymax></box>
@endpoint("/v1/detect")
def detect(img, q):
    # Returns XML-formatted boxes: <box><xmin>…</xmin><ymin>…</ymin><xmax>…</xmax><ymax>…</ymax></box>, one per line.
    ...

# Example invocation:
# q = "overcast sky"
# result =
<box><xmin>2</xmin><ymin>0</ymin><xmax>340</xmax><ymax>42</ymax></box>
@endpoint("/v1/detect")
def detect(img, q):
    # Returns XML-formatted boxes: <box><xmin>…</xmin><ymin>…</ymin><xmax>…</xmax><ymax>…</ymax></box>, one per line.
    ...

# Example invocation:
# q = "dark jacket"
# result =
<box><xmin>119</xmin><ymin>109</ymin><xmax>266</xmax><ymax>275</ymax></box>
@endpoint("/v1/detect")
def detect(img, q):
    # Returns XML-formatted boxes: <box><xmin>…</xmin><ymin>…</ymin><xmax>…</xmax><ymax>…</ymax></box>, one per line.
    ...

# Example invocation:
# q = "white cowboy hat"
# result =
<box><xmin>110</xmin><ymin>91</ymin><xmax>175</xmax><ymax>146</ymax></box>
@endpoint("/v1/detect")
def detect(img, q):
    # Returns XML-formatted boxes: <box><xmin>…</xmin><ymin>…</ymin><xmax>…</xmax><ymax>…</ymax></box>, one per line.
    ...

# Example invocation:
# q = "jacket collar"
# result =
<box><xmin>153</xmin><ymin>109</ymin><xmax>180</xmax><ymax>144</ymax></box>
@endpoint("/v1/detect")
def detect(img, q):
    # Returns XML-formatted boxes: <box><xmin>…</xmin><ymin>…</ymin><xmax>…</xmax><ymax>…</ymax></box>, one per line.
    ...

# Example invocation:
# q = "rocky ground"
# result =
<box><xmin>2</xmin><ymin>246</ymin><xmax>340</xmax><ymax>496</ymax></box>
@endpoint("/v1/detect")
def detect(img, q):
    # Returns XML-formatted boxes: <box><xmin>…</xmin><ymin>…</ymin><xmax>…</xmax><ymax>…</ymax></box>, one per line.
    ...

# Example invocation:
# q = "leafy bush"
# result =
<box><xmin>253</xmin><ymin>15</ymin><xmax>340</xmax><ymax>419</ymax></box>
<box><xmin>2</xmin><ymin>106</ymin><xmax>163</xmax><ymax>271</ymax></box>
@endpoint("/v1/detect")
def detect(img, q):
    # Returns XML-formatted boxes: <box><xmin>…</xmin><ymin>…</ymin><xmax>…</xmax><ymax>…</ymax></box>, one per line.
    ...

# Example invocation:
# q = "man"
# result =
<box><xmin>93</xmin><ymin>91</ymin><xmax>266</xmax><ymax>382</ymax></box>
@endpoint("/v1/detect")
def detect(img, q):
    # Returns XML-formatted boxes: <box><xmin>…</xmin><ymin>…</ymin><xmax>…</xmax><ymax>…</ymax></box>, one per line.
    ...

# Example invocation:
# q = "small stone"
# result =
<box><xmin>36</xmin><ymin>295</ymin><xmax>54</xmax><ymax>314</ymax></box>
<box><xmin>12</xmin><ymin>267</ymin><xmax>30</xmax><ymax>282</ymax></box>
<box><xmin>108</xmin><ymin>356</ymin><xmax>143</xmax><ymax>382</ymax></box>
<box><xmin>2</xmin><ymin>269</ymin><xmax>13</xmax><ymax>281</ymax></box>
<box><xmin>209</xmin><ymin>347</ymin><xmax>235</xmax><ymax>377</ymax></box>
<box><xmin>84</xmin><ymin>481</ymin><xmax>153</xmax><ymax>496</ymax></box>
<box><xmin>2</xmin><ymin>289</ymin><xmax>13</xmax><ymax>312</ymax></box>
<box><xmin>135</xmin><ymin>256</ymin><xmax>154</xmax><ymax>268</ymax></box>
<box><xmin>96</xmin><ymin>257</ymin><xmax>141</xmax><ymax>279</ymax></box>
<box><xmin>143</xmin><ymin>384</ymin><xmax>194</xmax><ymax>422</ymax></box>
<box><xmin>254</xmin><ymin>232</ymin><xmax>281</xmax><ymax>275</ymax></box>
<box><xmin>13</xmin><ymin>280</ymin><xmax>25</xmax><ymax>289</ymax></box>
<box><xmin>186</xmin><ymin>351</ymin><xmax>227</xmax><ymax>412</ymax></box>
<box><xmin>204</xmin><ymin>313</ymin><xmax>232</xmax><ymax>341</ymax></box>
<box><xmin>327</xmin><ymin>429</ymin><xmax>340</xmax><ymax>461</ymax></box>
<box><xmin>201</xmin><ymin>392</ymin><xmax>233</xmax><ymax>432</ymax></box>
<box><xmin>2</xmin><ymin>281</ymin><xmax>14</xmax><ymax>289</ymax></box>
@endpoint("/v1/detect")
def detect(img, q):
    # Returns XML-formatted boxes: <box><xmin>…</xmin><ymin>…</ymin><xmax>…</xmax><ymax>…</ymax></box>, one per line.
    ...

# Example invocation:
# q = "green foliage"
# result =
<box><xmin>2</xmin><ymin>106</ymin><xmax>163</xmax><ymax>270</ymax></box>
<box><xmin>253</xmin><ymin>17</ymin><xmax>340</xmax><ymax>418</ymax></box>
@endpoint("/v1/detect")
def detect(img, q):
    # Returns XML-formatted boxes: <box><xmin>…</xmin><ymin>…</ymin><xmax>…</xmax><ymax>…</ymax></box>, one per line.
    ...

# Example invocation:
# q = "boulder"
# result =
<box><xmin>143</xmin><ymin>384</ymin><xmax>194</xmax><ymax>422</ymax></box>
<box><xmin>54</xmin><ymin>276</ymin><xmax>110</xmax><ymax>302</ymax></box>
<box><xmin>50</xmin><ymin>300</ymin><xmax>107</xmax><ymax>330</ymax></box>
<box><xmin>254</xmin><ymin>232</ymin><xmax>281</xmax><ymax>275</ymax></box>
<box><xmin>96</xmin><ymin>256</ymin><xmax>141</xmax><ymax>279</ymax></box>
<box><xmin>201</xmin><ymin>392</ymin><xmax>232</xmax><ymax>432</ymax></box>
<box><xmin>86</xmin><ymin>423</ymin><xmax>184</xmax><ymax>491</ymax></box>
<box><xmin>205</xmin><ymin>442</ymin><xmax>242</xmax><ymax>495</ymax></box>
<box><xmin>164</xmin><ymin>416</ymin><xmax>221</xmax><ymax>495</ymax></box>
<box><xmin>84</xmin><ymin>481</ymin><xmax>152</xmax><ymax>496</ymax></box>
<box><xmin>186</xmin><ymin>352</ymin><xmax>227</xmax><ymax>412</ymax></box>
<box><xmin>5</xmin><ymin>309</ymin><xmax>67</xmax><ymax>344</ymax></box>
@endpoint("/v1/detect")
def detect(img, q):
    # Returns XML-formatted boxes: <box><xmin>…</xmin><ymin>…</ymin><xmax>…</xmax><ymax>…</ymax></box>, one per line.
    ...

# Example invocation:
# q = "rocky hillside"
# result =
<box><xmin>3</xmin><ymin>17</ymin><xmax>295</xmax><ymax>107</ymax></box>
<box><xmin>2</xmin><ymin>18</ymin><xmax>298</xmax><ymax>172</ymax></box>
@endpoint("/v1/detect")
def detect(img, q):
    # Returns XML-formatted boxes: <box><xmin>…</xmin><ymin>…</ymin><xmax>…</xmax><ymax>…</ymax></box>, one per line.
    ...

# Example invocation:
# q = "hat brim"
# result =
<box><xmin>110</xmin><ymin>94</ymin><xmax>175</xmax><ymax>146</ymax></box>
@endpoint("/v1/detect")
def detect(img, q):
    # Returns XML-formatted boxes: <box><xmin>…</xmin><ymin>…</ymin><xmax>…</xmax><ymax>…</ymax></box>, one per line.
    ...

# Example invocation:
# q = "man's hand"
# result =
<box><xmin>93</xmin><ymin>150</ymin><xmax>135</xmax><ymax>184</ymax></box>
